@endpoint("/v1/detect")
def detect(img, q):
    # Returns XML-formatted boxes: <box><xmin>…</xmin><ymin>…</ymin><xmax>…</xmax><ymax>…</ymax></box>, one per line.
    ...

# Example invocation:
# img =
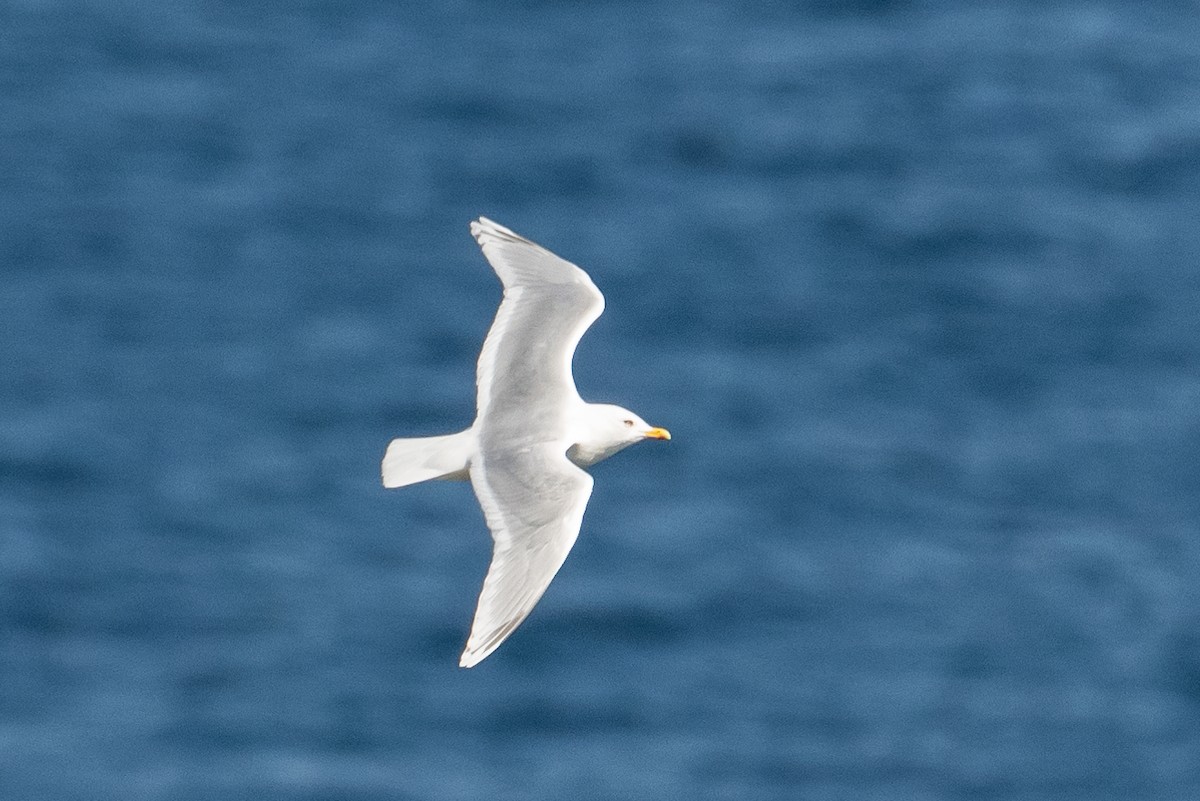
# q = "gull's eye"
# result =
<box><xmin>623</xmin><ymin>419</ymin><xmax>634</xmax><ymax>427</ymax></box>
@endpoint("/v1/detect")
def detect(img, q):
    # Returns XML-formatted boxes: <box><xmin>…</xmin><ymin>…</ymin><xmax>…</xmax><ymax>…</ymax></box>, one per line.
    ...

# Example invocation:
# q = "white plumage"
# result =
<box><xmin>382</xmin><ymin>218</ymin><xmax>670</xmax><ymax>667</ymax></box>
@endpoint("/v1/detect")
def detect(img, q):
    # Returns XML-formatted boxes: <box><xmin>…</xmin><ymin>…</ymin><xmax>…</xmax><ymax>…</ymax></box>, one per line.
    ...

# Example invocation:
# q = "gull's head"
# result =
<box><xmin>596</xmin><ymin>403</ymin><xmax>670</xmax><ymax>445</ymax></box>
<box><xmin>571</xmin><ymin>403</ymin><xmax>670</xmax><ymax>467</ymax></box>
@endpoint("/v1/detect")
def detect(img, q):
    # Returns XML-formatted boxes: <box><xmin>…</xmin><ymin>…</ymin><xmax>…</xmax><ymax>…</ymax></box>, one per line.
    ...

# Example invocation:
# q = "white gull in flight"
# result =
<box><xmin>382</xmin><ymin>218</ymin><xmax>670</xmax><ymax>667</ymax></box>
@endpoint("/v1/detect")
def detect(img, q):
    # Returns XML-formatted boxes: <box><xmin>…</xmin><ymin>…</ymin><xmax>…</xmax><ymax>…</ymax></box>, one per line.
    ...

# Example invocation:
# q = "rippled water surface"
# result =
<box><xmin>3</xmin><ymin>2</ymin><xmax>1200</xmax><ymax>799</ymax></box>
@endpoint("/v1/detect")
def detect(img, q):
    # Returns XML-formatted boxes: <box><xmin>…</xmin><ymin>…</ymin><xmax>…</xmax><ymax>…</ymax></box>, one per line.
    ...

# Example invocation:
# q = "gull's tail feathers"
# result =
<box><xmin>381</xmin><ymin>429</ymin><xmax>475</xmax><ymax>488</ymax></box>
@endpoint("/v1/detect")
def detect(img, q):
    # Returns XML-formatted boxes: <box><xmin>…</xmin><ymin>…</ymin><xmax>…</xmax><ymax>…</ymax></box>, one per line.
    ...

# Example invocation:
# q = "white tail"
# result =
<box><xmin>381</xmin><ymin>429</ymin><xmax>475</xmax><ymax>488</ymax></box>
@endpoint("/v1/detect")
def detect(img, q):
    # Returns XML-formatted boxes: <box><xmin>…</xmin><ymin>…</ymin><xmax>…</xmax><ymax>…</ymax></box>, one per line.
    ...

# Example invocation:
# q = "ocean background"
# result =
<box><xmin>3</xmin><ymin>1</ymin><xmax>1200</xmax><ymax>799</ymax></box>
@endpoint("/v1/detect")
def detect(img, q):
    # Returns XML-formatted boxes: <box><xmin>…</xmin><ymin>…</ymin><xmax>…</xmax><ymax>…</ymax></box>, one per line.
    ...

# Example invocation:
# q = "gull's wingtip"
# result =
<box><xmin>470</xmin><ymin>216</ymin><xmax>531</xmax><ymax>250</ymax></box>
<box><xmin>470</xmin><ymin>216</ymin><xmax>504</xmax><ymax>242</ymax></box>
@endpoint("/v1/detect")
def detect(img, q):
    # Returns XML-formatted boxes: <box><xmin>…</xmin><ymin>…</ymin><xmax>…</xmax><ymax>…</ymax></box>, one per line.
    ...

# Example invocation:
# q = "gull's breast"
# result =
<box><xmin>566</xmin><ymin>439</ymin><xmax>626</xmax><ymax>468</ymax></box>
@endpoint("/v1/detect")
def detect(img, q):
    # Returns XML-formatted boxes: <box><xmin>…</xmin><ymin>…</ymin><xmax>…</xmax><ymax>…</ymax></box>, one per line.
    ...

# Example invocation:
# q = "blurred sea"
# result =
<box><xmin>3</xmin><ymin>2</ymin><xmax>1200</xmax><ymax>799</ymax></box>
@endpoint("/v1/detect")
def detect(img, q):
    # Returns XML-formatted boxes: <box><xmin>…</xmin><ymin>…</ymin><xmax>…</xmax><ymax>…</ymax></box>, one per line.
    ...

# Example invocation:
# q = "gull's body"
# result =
<box><xmin>382</xmin><ymin>218</ymin><xmax>669</xmax><ymax>668</ymax></box>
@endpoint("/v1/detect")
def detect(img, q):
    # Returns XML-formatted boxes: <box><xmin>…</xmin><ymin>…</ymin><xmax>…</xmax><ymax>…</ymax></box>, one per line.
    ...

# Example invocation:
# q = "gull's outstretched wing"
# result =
<box><xmin>469</xmin><ymin>217</ymin><xmax>605</xmax><ymax>431</ymax></box>
<box><xmin>459</xmin><ymin>218</ymin><xmax>603</xmax><ymax>667</ymax></box>
<box><xmin>461</xmin><ymin>446</ymin><xmax>593</xmax><ymax>667</ymax></box>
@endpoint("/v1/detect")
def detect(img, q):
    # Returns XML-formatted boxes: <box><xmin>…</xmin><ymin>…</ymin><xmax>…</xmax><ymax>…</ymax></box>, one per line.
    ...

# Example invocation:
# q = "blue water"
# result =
<box><xmin>3</xmin><ymin>2</ymin><xmax>1200</xmax><ymax>798</ymax></box>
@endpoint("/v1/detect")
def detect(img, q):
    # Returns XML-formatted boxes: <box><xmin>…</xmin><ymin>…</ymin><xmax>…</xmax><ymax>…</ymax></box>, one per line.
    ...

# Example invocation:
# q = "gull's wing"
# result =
<box><xmin>461</xmin><ymin>446</ymin><xmax>593</xmax><ymax>667</ymax></box>
<box><xmin>459</xmin><ymin>218</ymin><xmax>603</xmax><ymax>667</ymax></box>
<box><xmin>469</xmin><ymin>217</ymin><xmax>605</xmax><ymax>430</ymax></box>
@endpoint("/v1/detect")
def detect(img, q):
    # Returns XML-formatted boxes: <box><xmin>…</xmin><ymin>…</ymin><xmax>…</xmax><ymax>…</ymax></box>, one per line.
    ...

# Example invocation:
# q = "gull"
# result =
<box><xmin>382</xmin><ymin>218</ymin><xmax>671</xmax><ymax>668</ymax></box>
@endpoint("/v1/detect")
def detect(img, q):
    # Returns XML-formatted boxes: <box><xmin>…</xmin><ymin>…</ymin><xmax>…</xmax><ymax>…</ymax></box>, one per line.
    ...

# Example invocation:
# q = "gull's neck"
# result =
<box><xmin>565</xmin><ymin>401</ymin><xmax>630</xmax><ymax>469</ymax></box>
